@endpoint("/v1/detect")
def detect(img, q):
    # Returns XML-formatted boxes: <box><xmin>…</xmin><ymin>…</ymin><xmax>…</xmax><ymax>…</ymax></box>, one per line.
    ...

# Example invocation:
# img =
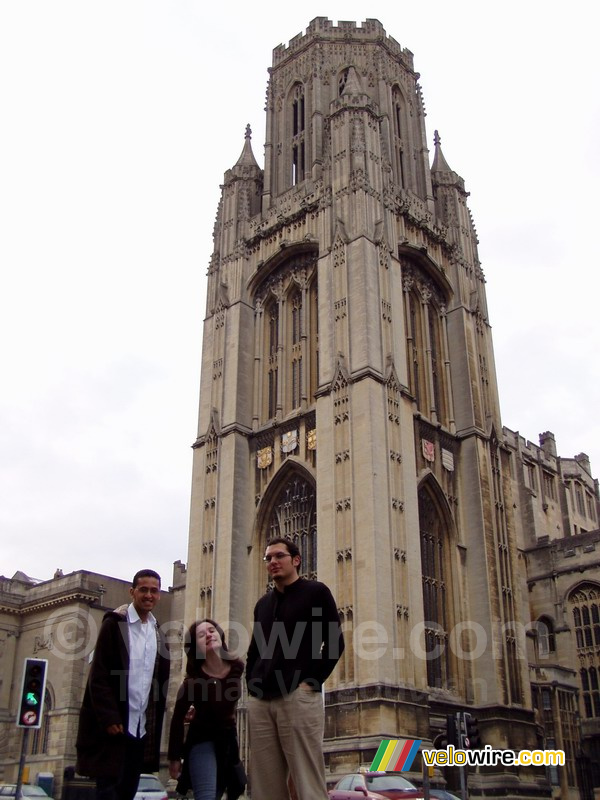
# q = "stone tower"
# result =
<box><xmin>184</xmin><ymin>18</ymin><xmax>547</xmax><ymax>796</ymax></box>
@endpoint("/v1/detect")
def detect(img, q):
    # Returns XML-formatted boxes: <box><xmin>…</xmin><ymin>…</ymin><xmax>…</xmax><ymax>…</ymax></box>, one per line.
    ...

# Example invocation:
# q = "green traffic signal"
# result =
<box><xmin>17</xmin><ymin>658</ymin><xmax>48</xmax><ymax>729</ymax></box>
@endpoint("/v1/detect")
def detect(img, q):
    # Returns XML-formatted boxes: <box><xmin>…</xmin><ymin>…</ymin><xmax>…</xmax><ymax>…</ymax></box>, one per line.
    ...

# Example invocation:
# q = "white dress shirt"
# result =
<box><xmin>126</xmin><ymin>603</ymin><xmax>157</xmax><ymax>738</ymax></box>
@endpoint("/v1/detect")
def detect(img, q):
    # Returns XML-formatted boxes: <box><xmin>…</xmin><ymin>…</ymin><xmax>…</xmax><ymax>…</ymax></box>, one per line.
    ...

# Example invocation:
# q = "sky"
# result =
<box><xmin>1</xmin><ymin>1</ymin><xmax>598</xmax><ymax>587</ymax></box>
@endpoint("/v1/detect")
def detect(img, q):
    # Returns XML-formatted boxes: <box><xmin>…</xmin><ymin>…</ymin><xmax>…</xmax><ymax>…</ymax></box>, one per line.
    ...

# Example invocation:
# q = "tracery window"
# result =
<box><xmin>406</xmin><ymin>291</ymin><xmax>422</xmax><ymax>407</ymax></box>
<box><xmin>403</xmin><ymin>267</ymin><xmax>450</xmax><ymax>427</ymax></box>
<box><xmin>266</xmin><ymin>299</ymin><xmax>279</xmax><ymax>419</ymax></box>
<box><xmin>419</xmin><ymin>483</ymin><xmax>452</xmax><ymax>689</ymax></box>
<box><xmin>267</xmin><ymin>473</ymin><xmax>316</xmax><ymax>579</ymax></box>
<box><xmin>255</xmin><ymin>256</ymin><xmax>318</xmax><ymax>423</ymax></box>
<box><xmin>569</xmin><ymin>583</ymin><xmax>600</xmax><ymax>718</ymax></box>
<box><xmin>290</xmin><ymin>289</ymin><xmax>303</xmax><ymax>410</ymax></box>
<box><xmin>428</xmin><ymin>311</ymin><xmax>442</xmax><ymax>416</ymax></box>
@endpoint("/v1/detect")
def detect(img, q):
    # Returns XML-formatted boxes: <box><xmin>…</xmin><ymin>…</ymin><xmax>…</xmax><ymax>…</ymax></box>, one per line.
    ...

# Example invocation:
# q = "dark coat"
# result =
<box><xmin>246</xmin><ymin>578</ymin><xmax>344</xmax><ymax>699</ymax></box>
<box><xmin>76</xmin><ymin>607</ymin><xmax>170</xmax><ymax>779</ymax></box>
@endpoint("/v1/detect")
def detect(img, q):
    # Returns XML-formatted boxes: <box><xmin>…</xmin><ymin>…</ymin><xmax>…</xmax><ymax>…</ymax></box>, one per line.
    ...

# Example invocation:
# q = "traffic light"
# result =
<box><xmin>17</xmin><ymin>658</ymin><xmax>48</xmax><ymax>729</ymax></box>
<box><xmin>461</xmin><ymin>712</ymin><xmax>482</xmax><ymax>749</ymax></box>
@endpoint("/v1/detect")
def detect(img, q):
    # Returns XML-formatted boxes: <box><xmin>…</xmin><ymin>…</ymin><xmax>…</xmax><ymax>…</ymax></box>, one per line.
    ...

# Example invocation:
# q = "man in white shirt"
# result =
<box><xmin>76</xmin><ymin>570</ymin><xmax>170</xmax><ymax>800</ymax></box>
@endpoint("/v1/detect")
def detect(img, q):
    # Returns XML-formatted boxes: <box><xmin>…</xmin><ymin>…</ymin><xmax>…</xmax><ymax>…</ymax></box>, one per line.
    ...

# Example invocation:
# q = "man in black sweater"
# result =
<box><xmin>246</xmin><ymin>537</ymin><xmax>344</xmax><ymax>800</ymax></box>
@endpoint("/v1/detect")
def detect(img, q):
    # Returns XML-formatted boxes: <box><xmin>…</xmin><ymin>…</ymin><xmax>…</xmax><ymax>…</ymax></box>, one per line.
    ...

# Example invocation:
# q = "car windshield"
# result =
<box><xmin>366</xmin><ymin>774</ymin><xmax>417</xmax><ymax>790</ymax></box>
<box><xmin>136</xmin><ymin>779</ymin><xmax>162</xmax><ymax>792</ymax></box>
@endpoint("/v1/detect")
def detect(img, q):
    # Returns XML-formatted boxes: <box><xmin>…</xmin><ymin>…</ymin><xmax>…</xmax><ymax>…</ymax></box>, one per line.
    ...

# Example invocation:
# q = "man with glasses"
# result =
<box><xmin>246</xmin><ymin>537</ymin><xmax>344</xmax><ymax>799</ymax></box>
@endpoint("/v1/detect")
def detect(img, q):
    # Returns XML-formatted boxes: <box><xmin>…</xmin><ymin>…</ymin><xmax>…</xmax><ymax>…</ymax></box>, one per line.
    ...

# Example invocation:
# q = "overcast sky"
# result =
<box><xmin>1</xmin><ymin>1</ymin><xmax>598</xmax><ymax>587</ymax></box>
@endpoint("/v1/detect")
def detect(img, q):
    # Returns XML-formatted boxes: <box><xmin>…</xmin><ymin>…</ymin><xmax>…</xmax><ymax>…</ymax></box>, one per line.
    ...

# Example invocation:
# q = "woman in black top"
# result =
<box><xmin>168</xmin><ymin>619</ymin><xmax>244</xmax><ymax>800</ymax></box>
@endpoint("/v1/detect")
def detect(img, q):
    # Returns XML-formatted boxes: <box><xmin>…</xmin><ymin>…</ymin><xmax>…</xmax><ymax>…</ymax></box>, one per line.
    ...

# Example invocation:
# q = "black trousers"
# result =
<box><xmin>96</xmin><ymin>734</ymin><xmax>145</xmax><ymax>800</ymax></box>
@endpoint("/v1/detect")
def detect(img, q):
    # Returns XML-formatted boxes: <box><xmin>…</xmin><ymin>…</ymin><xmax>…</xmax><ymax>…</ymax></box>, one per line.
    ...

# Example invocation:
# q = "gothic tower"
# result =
<box><xmin>184</xmin><ymin>18</ymin><xmax>548</xmax><ymax>796</ymax></box>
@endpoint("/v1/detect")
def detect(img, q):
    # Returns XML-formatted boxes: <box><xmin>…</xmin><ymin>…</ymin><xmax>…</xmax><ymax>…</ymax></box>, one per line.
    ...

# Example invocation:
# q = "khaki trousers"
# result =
<box><xmin>247</xmin><ymin>689</ymin><xmax>328</xmax><ymax>799</ymax></box>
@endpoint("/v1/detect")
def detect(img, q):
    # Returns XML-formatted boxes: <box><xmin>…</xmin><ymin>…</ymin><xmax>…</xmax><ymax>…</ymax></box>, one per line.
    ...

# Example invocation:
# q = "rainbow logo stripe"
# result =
<box><xmin>370</xmin><ymin>738</ymin><xmax>422</xmax><ymax>773</ymax></box>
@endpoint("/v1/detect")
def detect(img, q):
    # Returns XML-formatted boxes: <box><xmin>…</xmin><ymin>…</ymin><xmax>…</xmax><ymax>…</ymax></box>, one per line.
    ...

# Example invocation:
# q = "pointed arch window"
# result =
<box><xmin>256</xmin><ymin>256</ymin><xmax>318</xmax><ymax>423</ymax></box>
<box><xmin>407</xmin><ymin>291</ymin><xmax>422</xmax><ymax>408</ymax></box>
<box><xmin>419</xmin><ymin>483</ymin><xmax>453</xmax><ymax>689</ymax></box>
<box><xmin>290</xmin><ymin>289</ymin><xmax>303</xmax><ymax>409</ymax></box>
<box><xmin>392</xmin><ymin>85</ymin><xmax>406</xmax><ymax>187</ymax></box>
<box><xmin>570</xmin><ymin>583</ymin><xmax>600</xmax><ymax>718</ymax></box>
<box><xmin>267</xmin><ymin>473</ymin><xmax>316</xmax><ymax>579</ymax></box>
<box><xmin>403</xmin><ymin>266</ymin><xmax>451</xmax><ymax>427</ymax></box>
<box><xmin>266</xmin><ymin>299</ymin><xmax>279</xmax><ymax>419</ymax></box>
<box><xmin>291</xmin><ymin>83</ymin><xmax>306</xmax><ymax>185</ymax></box>
<box><xmin>429</xmin><ymin>310</ymin><xmax>441</xmax><ymax>416</ymax></box>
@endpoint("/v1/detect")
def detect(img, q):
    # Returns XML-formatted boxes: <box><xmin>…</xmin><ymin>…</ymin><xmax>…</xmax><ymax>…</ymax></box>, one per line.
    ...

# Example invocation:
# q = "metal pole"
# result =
<box><xmin>459</xmin><ymin>762</ymin><xmax>467</xmax><ymax>800</ymax></box>
<box><xmin>422</xmin><ymin>756</ymin><xmax>431</xmax><ymax>800</ymax></box>
<box><xmin>457</xmin><ymin>713</ymin><xmax>467</xmax><ymax>800</ymax></box>
<box><xmin>15</xmin><ymin>728</ymin><xmax>29</xmax><ymax>799</ymax></box>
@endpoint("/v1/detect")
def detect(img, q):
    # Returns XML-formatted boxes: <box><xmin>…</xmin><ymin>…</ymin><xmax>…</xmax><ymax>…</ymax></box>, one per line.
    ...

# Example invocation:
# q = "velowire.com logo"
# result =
<box><xmin>370</xmin><ymin>739</ymin><xmax>423</xmax><ymax>773</ymax></box>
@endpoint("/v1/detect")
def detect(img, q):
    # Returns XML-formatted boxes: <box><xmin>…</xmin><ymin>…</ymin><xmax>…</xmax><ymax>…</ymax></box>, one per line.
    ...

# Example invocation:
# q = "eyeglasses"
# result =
<box><xmin>263</xmin><ymin>552</ymin><xmax>292</xmax><ymax>563</ymax></box>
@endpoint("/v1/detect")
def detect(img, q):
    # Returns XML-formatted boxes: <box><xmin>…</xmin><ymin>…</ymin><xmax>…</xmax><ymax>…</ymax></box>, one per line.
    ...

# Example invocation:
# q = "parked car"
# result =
<box><xmin>134</xmin><ymin>775</ymin><xmax>167</xmax><ymax>800</ymax></box>
<box><xmin>0</xmin><ymin>786</ymin><xmax>49</xmax><ymax>800</ymax></box>
<box><xmin>429</xmin><ymin>792</ymin><xmax>462</xmax><ymax>800</ymax></box>
<box><xmin>328</xmin><ymin>772</ymin><xmax>425</xmax><ymax>799</ymax></box>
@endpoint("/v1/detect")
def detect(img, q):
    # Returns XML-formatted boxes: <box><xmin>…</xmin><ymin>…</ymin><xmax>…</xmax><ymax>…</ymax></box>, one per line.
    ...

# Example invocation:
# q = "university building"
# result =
<box><xmin>182</xmin><ymin>17</ymin><xmax>600</xmax><ymax>799</ymax></box>
<box><xmin>1</xmin><ymin>18</ymin><xmax>599</xmax><ymax>800</ymax></box>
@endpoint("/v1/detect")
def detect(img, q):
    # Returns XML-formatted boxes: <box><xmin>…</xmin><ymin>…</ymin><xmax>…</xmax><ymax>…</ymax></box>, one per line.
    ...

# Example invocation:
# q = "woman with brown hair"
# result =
<box><xmin>168</xmin><ymin>619</ymin><xmax>245</xmax><ymax>800</ymax></box>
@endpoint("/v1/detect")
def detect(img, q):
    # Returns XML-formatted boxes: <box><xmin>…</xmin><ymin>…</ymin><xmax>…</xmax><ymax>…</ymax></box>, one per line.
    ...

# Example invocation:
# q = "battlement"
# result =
<box><xmin>272</xmin><ymin>17</ymin><xmax>414</xmax><ymax>70</ymax></box>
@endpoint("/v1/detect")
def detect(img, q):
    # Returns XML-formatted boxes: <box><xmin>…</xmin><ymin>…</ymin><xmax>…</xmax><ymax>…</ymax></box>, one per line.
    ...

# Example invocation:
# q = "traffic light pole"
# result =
<box><xmin>457</xmin><ymin>713</ymin><xmax>467</xmax><ymax>800</ymax></box>
<box><xmin>15</xmin><ymin>728</ymin><xmax>30</xmax><ymax>800</ymax></box>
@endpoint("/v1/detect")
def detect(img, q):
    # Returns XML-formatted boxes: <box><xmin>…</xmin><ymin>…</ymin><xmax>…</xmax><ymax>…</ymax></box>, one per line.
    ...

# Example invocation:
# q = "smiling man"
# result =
<box><xmin>76</xmin><ymin>570</ymin><xmax>170</xmax><ymax>800</ymax></box>
<box><xmin>246</xmin><ymin>537</ymin><xmax>344</xmax><ymax>800</ymax></box>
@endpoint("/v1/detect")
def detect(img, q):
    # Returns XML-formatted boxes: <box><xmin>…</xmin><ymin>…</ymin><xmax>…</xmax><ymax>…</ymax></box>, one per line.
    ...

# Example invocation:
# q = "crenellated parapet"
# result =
<box><xmin>272</xmin><ymin>17</ymin><xmax>414</xmax><ymax>72</ymax></box>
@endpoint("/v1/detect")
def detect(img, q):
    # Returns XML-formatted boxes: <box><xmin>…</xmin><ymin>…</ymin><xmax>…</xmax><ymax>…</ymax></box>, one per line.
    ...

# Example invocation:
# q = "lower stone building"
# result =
<box><xmin>507</xmin><ymin>431</ymin><xmax>600</xmax><ymax>798</ymax></box>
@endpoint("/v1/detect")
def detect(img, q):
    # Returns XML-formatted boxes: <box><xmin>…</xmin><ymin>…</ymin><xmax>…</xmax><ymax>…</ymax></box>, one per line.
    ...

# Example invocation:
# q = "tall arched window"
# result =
<box><xmin>419</xmin><ymin>482</ymin><xmax>453</xmax><ymax>689</ymax></box>
<box><xmin>266</xmin><ymin>299</ymin><xmax>279</xmax><ymax>419</ymax></box>
<box><xmin>403</xmin><ymin>265</ymin><xmax>451</xmax><ymax>427</ymax></box>
<box><xmin>391</xmin><ymin>85</ymin><xmax>406</xmax><ymax>187</ymax></box>
<box><xmin>289</xmin><ymin>288</ymin><xmax>303</xmax><ymax>410</ymax></box>
<box><xmin>267</xmin><ymin>473</ymin><xmax>316</xmax><ymax>579</ymax></box>
<box><xmin>406</xmin><ymin>291</ymin><xmax>422</xmax><ymax>408</ymax></box>
<box><xmin>569</xmin><ymin>583</ymin><xmax>600</xmax><ymax>718</ymax></box>
<box><xmin>290</xmin><ymin>83</ymin><xmax>305</xmax><ymax>185</ymax></box>
<box><xmin>255</xmin><ymin>254</ymin><xmax>318</xmax><ymax>423</ymax></box>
